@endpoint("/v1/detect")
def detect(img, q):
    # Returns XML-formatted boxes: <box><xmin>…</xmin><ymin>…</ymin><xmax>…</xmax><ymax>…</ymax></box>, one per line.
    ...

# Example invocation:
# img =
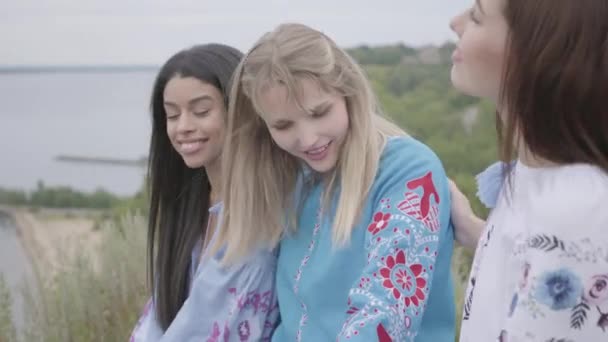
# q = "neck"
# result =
<box><xmin>517</xmin><ymin>143</ymin><xmax>556</xmax><ymax>168</ymax></box>
<box><xmin>205</xmin><ymin>158</ymin><xmax>222</xmax><ymax>205</ymax></box>
<box><xmin>496</xmin><ymin>105</ymin><xmax>556</xmax><ymax>169</ymax></box>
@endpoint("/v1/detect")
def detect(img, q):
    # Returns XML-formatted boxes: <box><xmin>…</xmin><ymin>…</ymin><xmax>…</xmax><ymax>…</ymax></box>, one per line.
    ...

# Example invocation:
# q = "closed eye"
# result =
<box><xmin>272</xmin><ymin>121</ymin><xmax>293</xmax><ymax>130</ymax></box>
<box><xmin>194</xmin><ymin>110</ymin><xmax>210</xmax><ymax>117</ymax></box>
<box><xmin>311</xmin><ymin>105</ymin><xmax>331</xmax><ymax>118</ymax></box>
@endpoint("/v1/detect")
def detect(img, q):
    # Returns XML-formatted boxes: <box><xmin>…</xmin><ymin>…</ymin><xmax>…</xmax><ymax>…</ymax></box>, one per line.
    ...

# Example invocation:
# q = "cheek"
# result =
<box><xmin>165</xmin><ymin>122</ymin><xmax>177</xmax><ymax>142</ymax></box>
<box><xmin>268</xmin><ymin>130</ymin><xmax>294</xmax><ymax>153</ymax></box>
<box><xmin>202</xmin><ymin>113</ymin><xmax>225</xmax><ymax>137</ymax></box>
<box><xmin>330</xmin><ymin>108</ymin><xmax>350</xmax><ymax>139</ymax></box>
<box><xmin>457</xmin><ymin>32</ymin><xmax>506</xmax><ymax>97</ymax></box>
<box><xmin>210</xmin><ymin>121</ymin><xmax>225</xmax><ymax>141</ymax></box>
<box><xmin>472</xmin><ymin>33</ymin><xmax>505</xmax><ymax>73</ymax></box>
<box><xmin>339</xmin><ymin>111</ymin><xmax>349</xmax><ymax>134</ymax></box>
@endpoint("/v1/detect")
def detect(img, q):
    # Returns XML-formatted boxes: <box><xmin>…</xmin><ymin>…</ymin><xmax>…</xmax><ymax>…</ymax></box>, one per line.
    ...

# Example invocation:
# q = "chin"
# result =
<box><xmin>309</xmin><ymin>165</ymin><xmax>333</xmax><ymax>173</ymax></box>
<box><xmin>451</xmin><ymin>68</ymin><xmax>497</xmax><ymax>100</ymax></box>
<box><xmin>450</xmin><ymin>68</ymin><xmax>468</xmax><ymax>93</ymax></box>
<box><xmin>450</xmin><ymin>74</ymin><xmax>479</xmax><ymax>98</ymax></box>
<box><xmin>182</xmin><ymin>156</ymin><xmax>206</xmax><ymax>169</ymax></box>
<box><xmin>307</xmin><ymin>158</ymin><xmax>338</xmax><ymax>174</ymax></box>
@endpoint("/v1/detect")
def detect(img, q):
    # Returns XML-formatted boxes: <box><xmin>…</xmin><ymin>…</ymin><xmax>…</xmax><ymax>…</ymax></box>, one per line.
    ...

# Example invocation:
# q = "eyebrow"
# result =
<box><xmin>163</xmin><ymin>95</ymin><xmax>214</xmax><ymax>107</ymax></box>
<box><xmin>475</xmin><ymin>0</ymin><xmax>485</xmax><ymax>14</ymax></box>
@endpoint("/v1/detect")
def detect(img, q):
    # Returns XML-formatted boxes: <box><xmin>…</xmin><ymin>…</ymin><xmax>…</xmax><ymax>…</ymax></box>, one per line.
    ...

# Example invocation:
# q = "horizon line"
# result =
<box><xmin>0</xmin><ymin>41</ymin><xmax>456</xmax><ymax>73</ymax></box>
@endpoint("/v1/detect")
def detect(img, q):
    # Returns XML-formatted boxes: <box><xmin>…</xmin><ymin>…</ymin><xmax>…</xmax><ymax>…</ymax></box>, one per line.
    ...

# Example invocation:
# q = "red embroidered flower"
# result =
<box><xmin>368</xmin><ymin>212</ymin><xmax>391</xmax><ymax>235</ymax></box>
<box><xmin>377</xmin><ymin>323</ymin><xmax>392</xmax><ymax>342</ymax></box>
<box><xmin>379</xmin><ymin>250</ymin><xmax>427</xmax><ymax>307</ymax></box>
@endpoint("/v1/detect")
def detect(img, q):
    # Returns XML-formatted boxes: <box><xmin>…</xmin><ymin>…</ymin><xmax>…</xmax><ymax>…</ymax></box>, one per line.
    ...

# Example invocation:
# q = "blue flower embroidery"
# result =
<box><xmin>534</xmin><ymin>268</ymin><xmax>583</xmax><ymax>310</ymax></box>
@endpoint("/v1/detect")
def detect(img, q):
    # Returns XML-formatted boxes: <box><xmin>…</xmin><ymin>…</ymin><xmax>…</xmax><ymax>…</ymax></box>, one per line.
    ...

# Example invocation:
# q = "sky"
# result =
<box><xmin>0</xmin><ymin>0</ymin><xmax>472</xmax><ymax>66</ymax></box>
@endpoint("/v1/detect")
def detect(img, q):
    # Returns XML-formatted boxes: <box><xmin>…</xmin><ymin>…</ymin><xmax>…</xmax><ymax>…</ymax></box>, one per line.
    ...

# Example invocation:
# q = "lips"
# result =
<box><xmin>178</xmin><ymin>138</ymin><xmax>208</xmax><ymax>154</ymax></box>
<box><xmin>452</xmin><ymin>48</ymin><xmax>463</xmax><ymax>62</ymax></box>
<box><xmin>305</xmin><ymin>142</ymin><xmax>330</xmax><ymax>155</ymax></box>
<box><xmin>303</xmin><ymin>141</ymin><xmax>332</xmax><ymax>162</ymax></box>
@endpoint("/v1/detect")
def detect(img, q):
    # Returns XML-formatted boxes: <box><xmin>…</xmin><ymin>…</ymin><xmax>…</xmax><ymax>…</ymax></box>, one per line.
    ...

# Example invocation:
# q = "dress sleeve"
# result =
<box><xmin>338</xmin><ymin>157</ymin><xmax>451</xmax><ymax>341</ymax></box>
<box><xmin>160</xmin><ymin>254</ymin><xmax>279</xmax><ymax>342</ymax></box>
<box><xmin>129</xmin><ymin>297</ymin><xmax>163</xmax><ymax>342</ymax></box>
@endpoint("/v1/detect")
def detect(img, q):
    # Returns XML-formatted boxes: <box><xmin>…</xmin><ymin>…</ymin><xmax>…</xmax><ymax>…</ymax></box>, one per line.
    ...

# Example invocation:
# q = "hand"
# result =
<box><xmin>448</xmin><ymin>179</ymin><xmax>485</xmax><ymax>249</ymax></box>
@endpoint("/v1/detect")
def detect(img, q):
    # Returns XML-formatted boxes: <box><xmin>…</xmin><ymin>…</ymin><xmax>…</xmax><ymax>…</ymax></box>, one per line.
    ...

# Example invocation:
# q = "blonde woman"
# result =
<box><xmin>214</xmin><ymin>23</ymin><xmax>456</xmax><ymax>341</ymax></box>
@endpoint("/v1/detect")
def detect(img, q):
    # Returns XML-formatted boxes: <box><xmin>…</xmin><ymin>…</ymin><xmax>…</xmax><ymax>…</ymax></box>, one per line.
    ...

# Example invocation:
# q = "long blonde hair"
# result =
<box><xmin>215</xmin><ymin>23</ymin><xmax>404</xmax><ymax>263</ymax></box>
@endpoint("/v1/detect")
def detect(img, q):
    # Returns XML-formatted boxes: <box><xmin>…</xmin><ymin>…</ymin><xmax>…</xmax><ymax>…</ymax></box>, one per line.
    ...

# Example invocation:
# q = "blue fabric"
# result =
<box><xmin>272</xmin><ymin>136</ymin><xmax>456</xmax><ymax>342</ymax></box>
<box><xmin>130</xmin><ymin>203</ymin><xmax>279</xmax><ymax>342</ymax></box>
<box><xmin>475</xmin><ymin>161</ymin><xmax>515</xmax><ymax>208</ymax></box>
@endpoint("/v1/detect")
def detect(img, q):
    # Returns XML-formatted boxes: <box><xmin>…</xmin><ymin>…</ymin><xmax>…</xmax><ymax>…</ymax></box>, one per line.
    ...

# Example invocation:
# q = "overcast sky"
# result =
<box><xmin>0</xmin><ymin>0</ymin><xmax>472</xmax><ymax>66</ymax></box>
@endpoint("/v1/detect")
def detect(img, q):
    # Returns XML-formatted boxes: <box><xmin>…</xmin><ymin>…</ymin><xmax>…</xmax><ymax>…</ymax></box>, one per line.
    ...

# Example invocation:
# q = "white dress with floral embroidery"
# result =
<box><xmin>460</xmin><ymin>162</ymin><xmax>608</xmax><ymax>342</ymax></box>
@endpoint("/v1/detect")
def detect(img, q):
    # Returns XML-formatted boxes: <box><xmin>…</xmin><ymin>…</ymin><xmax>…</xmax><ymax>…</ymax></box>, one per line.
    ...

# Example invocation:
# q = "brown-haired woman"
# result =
<box><xmin>448</xmin><ymin>0</ymin><xmax>608</xmax><ymax>341</ymax></box>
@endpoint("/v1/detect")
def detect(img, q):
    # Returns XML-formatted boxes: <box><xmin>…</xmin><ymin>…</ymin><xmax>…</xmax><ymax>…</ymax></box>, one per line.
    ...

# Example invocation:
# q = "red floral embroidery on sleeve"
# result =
<box><xmin>368</xmin><ymin>212</ymin><xmax>391</xmax><ymax>235</ymax></box>
<box><xmin>398</xmin><ymin>172</ymin><xmax>440</xmax><ymax>232</ymax></box>
<box><xmin>379</xmin><ymin>249</ymin><xmax>427</xmax><ymax>307</ymax></box>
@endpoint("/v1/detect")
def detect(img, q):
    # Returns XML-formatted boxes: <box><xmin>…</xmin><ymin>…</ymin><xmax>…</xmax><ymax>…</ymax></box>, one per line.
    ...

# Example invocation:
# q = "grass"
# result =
<box><xmin>0</xmin><ymin>275</ymin><xmax>17</xmax><ymax>342</ymax></box>
<box><xmin>0</xmin><ymin>212</ymin><xmax>473</xmax><ymax>341</ymax></box>
<box><xmin>0</xmin><ymin>213</ymin><xmax>148</xmax><ymax>342</ymax></box>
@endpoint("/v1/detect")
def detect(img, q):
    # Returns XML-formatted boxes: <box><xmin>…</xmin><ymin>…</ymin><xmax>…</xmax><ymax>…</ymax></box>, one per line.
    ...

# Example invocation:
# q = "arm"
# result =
<box><xmin>338</xmin><ymin>160</ymin><xmax>451</xmax><ymax>341</ymax></box>
<box><xmin>449</xmin><ymin>179</ymin><xmax>485</xmax><ymax>249</ymax></box>
<box><xmin>500</xmin><ymin>204</ymin><xmax>608</xmax><ymax>341</ymax></box>
<box><xmin>161</xmin><ymin>253</ymin><xmax>279</xmax><ymax>341</ymax></box>
<box><xmin>451</xmin><ymin>160</ymin><xmax>513</xmax><ymax>249</ymax></box>
<box><xmin>220</xmin><ymin>259</ymin><xmax>280</xmax><ymax>342</ymax></box>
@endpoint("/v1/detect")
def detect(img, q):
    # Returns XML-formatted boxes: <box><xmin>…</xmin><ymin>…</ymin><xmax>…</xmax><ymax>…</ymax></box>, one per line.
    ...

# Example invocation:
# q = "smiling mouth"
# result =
<box><xmin>179</xmin><ymin>138</ymin><xmax>208</xmax><ymax>153</ymax></box>
<box><xmin>305</xmin><ymin>141</ymin><xmax>331</xmax><ymax>155</ymax></box>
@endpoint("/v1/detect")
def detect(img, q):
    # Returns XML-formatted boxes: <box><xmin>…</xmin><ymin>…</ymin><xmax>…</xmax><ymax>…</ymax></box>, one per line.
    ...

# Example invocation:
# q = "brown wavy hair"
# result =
<box><xmin>498</xmin><ymin>0</ymin><xmax>608</xmax><ymax>172</ymax></box>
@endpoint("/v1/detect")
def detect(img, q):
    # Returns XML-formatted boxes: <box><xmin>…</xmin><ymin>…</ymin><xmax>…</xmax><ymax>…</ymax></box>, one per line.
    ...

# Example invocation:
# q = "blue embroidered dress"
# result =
<box><xmin>130</xmin><ymin>203</ymin><xmax>279</xmax><ymax>342</ymax></box>
<box><xmin>272</xmin><ymin>136</ymin><xmax>456</xmax><ymax>342</ymax></box>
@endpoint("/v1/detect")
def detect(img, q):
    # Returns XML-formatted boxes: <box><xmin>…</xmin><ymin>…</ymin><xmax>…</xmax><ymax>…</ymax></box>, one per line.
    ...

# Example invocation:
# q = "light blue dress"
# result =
<box><xmin>272</xmin><ymin>137</ymin><xmax>456</xmax><ymax>341</ymax></box>
<box><xmin>130</xmin><ymin>203</ymin><xmax>279</xmax><ymax>342</ymax></box>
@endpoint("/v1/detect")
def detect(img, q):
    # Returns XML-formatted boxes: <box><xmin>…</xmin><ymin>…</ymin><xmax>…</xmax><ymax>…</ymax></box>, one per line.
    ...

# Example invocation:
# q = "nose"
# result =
<box><xmin>450</xmin><ymin>11</ymin><xmax>466</xmax><ymax>37</ymax></box>
<box><xmin>296</xmin><ymin>123</ymin><xmax>319</xmax><ymax>151</ymax></box>
<box><xmin>176</xmin><ymin>112</ymin><xmax>196</xmax><ymax>133</ymax></box>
